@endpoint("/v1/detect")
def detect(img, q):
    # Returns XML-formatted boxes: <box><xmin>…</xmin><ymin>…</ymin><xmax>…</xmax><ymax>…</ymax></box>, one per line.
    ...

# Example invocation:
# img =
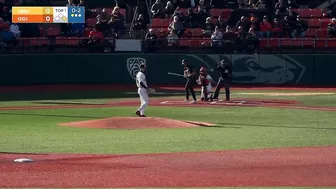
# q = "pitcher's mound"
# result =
<box><xmin>59</xmin><ymin>117</ymin><xmax>215</xmax><ymax>129</ymax></box>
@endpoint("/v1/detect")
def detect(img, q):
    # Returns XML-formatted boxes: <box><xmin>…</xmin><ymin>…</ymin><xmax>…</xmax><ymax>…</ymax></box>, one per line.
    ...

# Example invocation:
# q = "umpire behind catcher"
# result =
<box><xmin>182</xmin><ymin>59</ymin><xmax>197</xmax><ymax>103</ymax></box>
<box><xmin>212</xmin><ymin>59</ymin><xmax>232</xmax><ymax>101</ymax></box>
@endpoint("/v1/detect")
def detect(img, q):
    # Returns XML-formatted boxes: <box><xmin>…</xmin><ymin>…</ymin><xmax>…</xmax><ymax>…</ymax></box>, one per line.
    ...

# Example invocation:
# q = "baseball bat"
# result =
<box><xmin>167</xmin><ymin>72</ymin><xmax>186</xmax><ymax>78</ymax></box>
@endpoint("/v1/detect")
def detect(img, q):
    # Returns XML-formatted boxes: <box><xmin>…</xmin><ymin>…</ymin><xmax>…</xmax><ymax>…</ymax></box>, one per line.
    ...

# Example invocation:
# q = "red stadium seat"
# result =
<box><xmin>211</xmin><ymin>18</ymin><xmax>217</xmax><ymax>24</ymax></box>
<box><xmin>55</xmin><ymin>37</ymin><xmax>67</xmax><ymax>45</ymax></box>
<box><xmin>179</xmin><ymin>39</ymin><xmax>190</xmax><ymax>47</ymax></box>
<box><xmin>190</xmin><ymin>39</ymin><xmax>201</xmax><ymax>47</ymax></box>
<box><xmin>46</xmin><ymin>27</ymin><xmax>60</xmax><ymax>36</ymax></box>
<box><xmin>162</xmin><ymin>18</ymin><xmax>171</xmax><ymax>26</ymax></box>
<box><xmin>259</xmin><ymin>38</ymin><xmax>268</xmax><ymax>49</ymax></box>
<box><xmin>291</xmin><ymin>38</ymin><xmax>302</xmax><ymax>47</ymax></box>
<box><xmin>315</xmin><ymin>38</ymin><xmax>327</xmax><ymax>49</ymax></box>
<box><xmin>327</xmin><ymin>38</ymin><xmax>336</xmax><ymax>48</ymax></box>
<box><xmin>86</xmin><ymin>18</ymin><xmax>97</xmax><ymax>27</ymax></box>
<box><xmin>210</xmin><ymin>8</ymin><xmax>222</xmax><ymax>18</ymax></box>
<box><xmin>280</xmin><ymin>38</ymin><xmax>291</xmax><ymax>47</ymax></box>
<box><xmin>302</xmin><ymin>38</ymin><xmax>315</xmax><ymax>48</ymax></box>
<box><xmin>298</xmin><ymin>9</ymin><xmax>311</xmax><ymax>18</ymax></box>
<box><xmin>84</xmin><ymin>27</ymin><xmax>91</xmax><ymax>37</ymax></box>
<box><xmin>269</xmin><ymin>38</ymin><xmax>280</xmax><ymax>48</ymax></box>
<box><xmin>30</xmin><ymin>37</ymin><xmax>49</xmax><ymax>46</ymax></box>
<box><xmin>308</xmin><ymin>18</ymin><xmax>320</xmax><ymax>28</ymax></box>
<box><xmin>151</xmin><ymin>19</ymin><xmax>163</xmax><ymax>27</ymax></box>
<box><xmin>306</xmin><ymin>28</ymin><xmax>317</xmax><ymax>38</ymax></box>
<box><xmin>222</xmin><ymin>9</ymin><xmax>233</xmax><ymax>20</ymax></box>
<box><xmin>321</xmin><ymin>18</ymin><xmax>331</xmax><ymax>28</ymax></box>
<box><xmin>310</xmin><ymin>8</ymin><xmax>323</xmax><ymax>18</ymax></box>
<box><xmin>317</xmin><ymin>29</ymin><xmax>328</xmax><ymax>38</ymax></box>
<box><xmin>104</xmin><ymin>8</ymin><xmax>113</xmax><ymax>15</ymax></box>
<box><xmin>66</xmin><ymin>37</ymin><xmax>80</xmax><ymax>46</ymax></box>
<box><xmin>192</xmin><ymin>28</ymin><xmax>203</xmax><ymax>38</ymax></box>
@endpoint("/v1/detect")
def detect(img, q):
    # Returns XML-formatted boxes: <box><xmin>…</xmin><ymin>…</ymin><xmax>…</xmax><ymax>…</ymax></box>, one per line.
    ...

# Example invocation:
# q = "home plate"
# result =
<box><xmin>14</xmin><ymin>158</ymin><xmax>34</xmax><ymax>163</ymax></box>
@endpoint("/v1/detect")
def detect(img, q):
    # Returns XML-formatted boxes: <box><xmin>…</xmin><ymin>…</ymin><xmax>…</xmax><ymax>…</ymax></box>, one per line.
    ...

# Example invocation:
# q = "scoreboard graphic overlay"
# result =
<box><xmin>12</xmin><ymin>6</ymin><xmax>85</xmax><ymax>23</ymax></box>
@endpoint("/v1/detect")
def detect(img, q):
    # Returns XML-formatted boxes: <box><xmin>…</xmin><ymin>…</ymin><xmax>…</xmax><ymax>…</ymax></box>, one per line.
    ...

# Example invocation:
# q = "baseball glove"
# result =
<box><xmin>147</xmin><ymin>88</ymin><xmax>156</xmax><ymax>94</ymax></box>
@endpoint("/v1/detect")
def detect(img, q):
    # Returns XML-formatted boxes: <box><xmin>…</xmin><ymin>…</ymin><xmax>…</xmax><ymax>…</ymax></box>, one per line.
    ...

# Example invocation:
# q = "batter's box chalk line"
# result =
<box><xmin>160</xmin><ymin>101</ymin><xmax>187</xmax><ymax>104</ymax></box>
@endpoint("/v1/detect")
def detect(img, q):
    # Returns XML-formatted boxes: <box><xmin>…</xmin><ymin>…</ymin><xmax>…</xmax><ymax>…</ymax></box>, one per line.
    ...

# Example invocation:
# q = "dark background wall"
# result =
<box><xmin>0</xmin><ymin>53</ymin><xmax>334</xmax><ymax>86</ymax></box>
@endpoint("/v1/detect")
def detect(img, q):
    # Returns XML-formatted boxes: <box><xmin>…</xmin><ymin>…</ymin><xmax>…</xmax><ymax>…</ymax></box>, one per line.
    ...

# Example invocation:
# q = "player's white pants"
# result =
<box><xmin>137</xmin><ymin>88</ymin><xmax>149</xmax><ymax>115</ymax></box>
<box><xmin>201</xmin><ymin>84</ymin><xmax>212</xmax><ymax>98</ymax></box>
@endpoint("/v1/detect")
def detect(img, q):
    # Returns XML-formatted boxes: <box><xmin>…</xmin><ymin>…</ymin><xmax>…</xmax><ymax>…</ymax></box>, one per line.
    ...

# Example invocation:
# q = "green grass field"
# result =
<box><xmin>1</xmin><ymin>87</ymin><xmax>336</xmax><ymax>188</ymax></box>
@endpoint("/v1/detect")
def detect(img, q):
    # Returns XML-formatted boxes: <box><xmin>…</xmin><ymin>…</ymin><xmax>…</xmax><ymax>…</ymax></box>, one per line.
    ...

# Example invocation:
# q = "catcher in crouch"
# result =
<box><xmin>197</xmin><ymin>67</ymin><xmax>214</xmax><ymax>101</ymax></box>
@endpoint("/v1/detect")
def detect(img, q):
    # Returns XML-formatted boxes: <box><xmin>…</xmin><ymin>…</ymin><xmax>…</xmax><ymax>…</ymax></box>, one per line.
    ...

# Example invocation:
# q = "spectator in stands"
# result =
<box><xmin>108</xmin><ymin>7</ymin><xmax>125</xmax><ymax>37</ymax></box>
<box><xmin>274</xmin><ymin>9</ymin><xmax>284</xmax><ymax>21</ymax></box>
<box><xmin>167</xmin><ymin>30</ymin><xmax>179</xmax><ymax>46</ymax></box>
<box><xmin>227</xmin><ymin>0</ymin><xmax>239</xmax><ymax>9</ymax></box>
<box><xmin>195</xmin><ymin>5</ymin><xmax>208</xmax><ymax>28</ymax></box>
<box><xmin>134</xmin><ymin>14</ymin><xmax>147</xmax><ymax>31</ymax></box>
<box><xmin>211</xmin><ymin>0</ymin><xmax>225</xmax><ymax>8</ymax></box>
<box><xmin>169</xmin><ymin>15</ymin><xmax>184</xmax><ymax>37</ymax></box>
<box><xmin>197</xmin><ymin>0</ymin><xmax>209</xmax><ymax>12</ymax></box>
<box><xmin>0</xmin><ymin>0</ymin><xmax>6</xmax><ymax>11</ymax></box>
<box><xmin>202</xmin><ymin>17</ymin><xmax>214</xmax><ymax>37</ymax></box>
<box><xmin>283</xmin><ymin>15</ymin><xmax>293</xmax><ymax>36</ymax></box>
<box><xmin>328</xmin><ymin>18</ymin><xmax>336</xmax><ymax>37</ymax></box>
<box><xmin>291</xmin><ymin>15</ymin><xmax>307</xmax><ymax>38</ymax></box>
<box><xmin>275</xmin><ymin>0</ymin><xmax>286</xmax><ymax>13</ymax></box>
<box><xmin>286</xmin><ymin>7</ymin><xmax>298</xmax><ymax>19</ymax></box>
<box><xmin>216</xmin><ymin>16</ymin><xmax>226</xmax><ymax>29</ymax></box>
<box><xmin>259</xmin><ymin>15</ymin><xmax>272</xmax><ymax>38</ymax></box>
<box><xmin>246</xmin><ymin>27</ymin><xmax>259</xmax><ymax>53</ymax></box>
<box><xmin>0</xmin><ymin>5</ymin><xmax>10</xmax><ymax>22</ymax></box>
<box><xmin>66</xmin><ymin>0</ymin><xmax>76</xmax><ymax>6</ymax></box>
<box><xmin>211</xmin><ymin>26</ymin><xmax>223</xmax><ymax>49</ymax></box>
<box><xmin>222</xmin><ymin>26</ymin><xmax>236</xmax><ymax>52</ymax></box>
<box><xmin>78</xmin><ymin>0</ymin><xmax>91</xmax><ymax>18</ymax></box>
<box><xmin>236</xmin><ymin>16</ymin><xmax>249</xmax><ymax>33</ymax></box>
<box><xmin>183</xmin><ymin>8</ymin><xmax>197</xmax><ymax>28</ymax></box>
<box><xmin>272</xmin><ymin>18</ymin><xmax>283</xmax><ymax>37</ymax></box>
<box><xmin>249</xmin><ymin>16</ymin><xmax>260</xmax><ymax>36</ymax></box>
<box><xmin>177</xmin><ymin>0</ymin><xmax>191</xmax><ymax>8</ymax></box>
<box><xmin>145</xmin><ymin>28</ymin><xmax>157</xmax><ymax>52</ymax></box>
<box><xmin>173</xmin><ymin>6</ymin><xmax>184</xmax><ymax>19</ymax></box>
<box><xmin>151</xmin><ymin>0</ymin><xmax>164</xmax><ymax>18</ymax></box>
<box><xmin>287</xmin><ymin>0</ymin><xmax>298</xmax><ymax>9</ymax></box>
<box><xmin>164</xmin><ymin>1</ymin><xmax>175</xmax><ymax>18</ymax></box>
<box><xmin>71</xmin><ymin>23</ymin><xmax>84</xmax><ymax>36</ymax></box>
<box><xmin>235</xmin><ymin>26</ymin><xmax>245</xmax><ymax>52</ymax></box>
<box><xmin>9</xmin><ymin>22</ymin><xmax>21</xmax><ymax>39</ymax></box>
<box><xmin>88</xmin><ymin>26</ymin><xmax>103</xmax><ymax>47</ymax></box>
<box><xmin>253</xmin><ymin>0</ymin><xmax>266</xmax><ymax>9</ymax></box>
<box><xmin>96</xmin><ymin>8</ymin><xmax>109</xmax><ymax>35</ymax></box>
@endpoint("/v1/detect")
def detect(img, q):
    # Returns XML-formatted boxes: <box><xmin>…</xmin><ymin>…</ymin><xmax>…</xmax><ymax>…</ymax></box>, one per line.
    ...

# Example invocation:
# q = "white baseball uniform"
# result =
<box><xmin>201</xmin><ymin>75</ymin><xmax>213</xmax><ymax>98</ymax></box>
<box><xmin>136</xmin><ymin>71</ymin><xmax>149</xmax><ymax>115</ymax></box>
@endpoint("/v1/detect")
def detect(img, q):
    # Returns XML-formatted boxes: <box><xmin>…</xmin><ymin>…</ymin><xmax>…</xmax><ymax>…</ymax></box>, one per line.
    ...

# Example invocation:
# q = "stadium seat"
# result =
<box><xmin>66</xmin><ymin>37</ymin><xmax>80</xmax><ymax>46</ymax></box>
<box><xmin>210</xmin><ymin>8</ymin><xmax>222</xmax><ymax>18</ymax></box>
<box><xmin>308</xmin><ymin>19</ymin><xmax>320</xmax><ymax>28</ymax></box>
<box><xmin>151</xmin><ymin>19</ymin><xmax>163</xmax><ymax>28</ymax></box>
<box><xmin>269</xmin><ymin>38</ymin><xmax>280</xmax><ymax>48</ymax></box>
<box><xmin>162</xmin><ymin>18</ymin><xmax>171</xmax><ymax>26</ymax></box>
<box><xmin>55</xmin><ymin>37</ymin><xmax>67</xmax><ymax>45</ymax></box>
<box><xmin>291</xmin><ymin>38</ymin><xmax>302</xmax><ymax>47</ymax></box>
<box><xmin>30</xmin><ymin>37</ymin><xmax>49</xmax><ymax>46</ymax></box>
<box><xmin>46</xmin><ymin>27</ymin><xmax>61</xmax><ymax>36</ymax></box>
<box><xmin>315</xmin><ymin>38</ymin><xmax>327</xmax><ymax>49</ymax></box>
<box><xmin>317</xmin><ymin>29</ymin><xmax>328</xmax><ymax>38</ymax></box>
<box><xmin>327</xmin><ymin>38</ymin><xmax>336</xmax><ymax>48</ymax></box>
<box><xmin>190</xmin><ymin>39</ymin><xmax>201</xmax><ymax>47</ymax></box>
<box><xmin>211</xmin><ymin>18</ymin><xmax>217</xmax><ymax>24</ymax></box>
<box><xmin>310</xmin><ymin>9</ymin><xmax>323</xmax><ymax>18</ymax></box>
<box><xmin>259</xmin><ymin>38</ymin><xmax>268</xmax><ymax>49</ymax></box>
<box><xmin>302</xmin><ymin>38</ymin><xmax>315</xmax><ymax>48</ymax></box>
<box><xmin>280</xmin><ymin>38</ymin><xmax>291</xmax><ymax>47</ymax></box>
<box><xmin>84</xmin><ymin>27</ymin><xmax>91</xmax><ymax>37</ymax></box>
<box><xmin>192</xmin><ymin>28</ymin><xmax>203</xmax><ymax>38</ymax></box>
<box><xmin>104</xmin><ymin>8</ymin><xmax>113</xmax><ymax>15</ymax></box>
<box><xmin>321</xmin><ymin>18</ymin><xmax>331</xmax><ymax>28</ymax></box>
<box><xmin>179</xmin><ymin>39</ymin><xmax>190</xmax><ymax>47</ymax></box>
<box><xmin>222</xmin><ymin>9</ymin><xmax>233</xmax><ymax>20</ymax></box>
<box><xmin>86</xmin><ymin>18</ymin><xmax>97</xmax><ymax>27</ymax></box>
<box><xmin>298</xmin><ymin>9</ymin><xmax>312</xmax><ymax>18</ymax></box>
<box><xmin>306</xmin><ymin>28</ymin><xmax>317</xmax><ymax>38</ymax></box>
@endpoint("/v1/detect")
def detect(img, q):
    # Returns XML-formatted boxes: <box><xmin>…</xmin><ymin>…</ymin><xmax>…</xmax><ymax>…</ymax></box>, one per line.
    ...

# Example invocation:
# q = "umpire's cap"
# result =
<box><xmin>181</xmin><ymin>59</ymin><xmax>187</xmax><ymax>65</ymax></box>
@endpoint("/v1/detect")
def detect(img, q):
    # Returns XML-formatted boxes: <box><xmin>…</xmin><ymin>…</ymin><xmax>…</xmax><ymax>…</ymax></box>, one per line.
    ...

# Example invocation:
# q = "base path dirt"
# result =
<box><xmin>0</xmin><ymin>146</ymin><xmax>335</xmax><ymax>187</ymax></box>
<box><xmin>59</xmin><ymin>117</ymin><xmax>214</xmax><ymax>129</ymax></box>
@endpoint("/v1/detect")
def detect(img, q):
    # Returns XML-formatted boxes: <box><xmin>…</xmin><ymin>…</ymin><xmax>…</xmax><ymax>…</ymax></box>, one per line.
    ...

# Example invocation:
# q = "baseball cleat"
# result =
<box><xmin>183</xmin><ymin>99</ymin><xmax>189</xmax><ymax>103</ymax></box>
<box><xmin>135</xmin><ymin>111</ymin><xmax>141</xmax><ymax>117</ymax></box>
<box><xmin>190</xmin><ymin>100</ymin><xmax>197</xmax><ymax>104</ymax></box>
<box><xmin>141</xmin><ymin>115</ymin><xmax>146</xmax><ymax>117</ymax></box>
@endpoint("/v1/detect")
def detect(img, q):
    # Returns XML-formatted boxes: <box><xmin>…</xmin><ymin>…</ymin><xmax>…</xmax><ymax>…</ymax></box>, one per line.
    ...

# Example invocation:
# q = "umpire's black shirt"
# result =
<box><xmin>216</xmin><ymin>63</ymin><xmax>232</xmax><ymax>79</ymax></box>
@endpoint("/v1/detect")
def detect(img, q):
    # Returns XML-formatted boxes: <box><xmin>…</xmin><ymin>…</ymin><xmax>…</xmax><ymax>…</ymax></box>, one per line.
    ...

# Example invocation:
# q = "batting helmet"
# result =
<box><xmin>181</xmin><ymin>59</ymin><xmax>187</xmax><ymax>65</ymax></box>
